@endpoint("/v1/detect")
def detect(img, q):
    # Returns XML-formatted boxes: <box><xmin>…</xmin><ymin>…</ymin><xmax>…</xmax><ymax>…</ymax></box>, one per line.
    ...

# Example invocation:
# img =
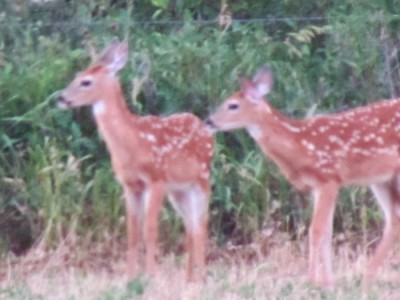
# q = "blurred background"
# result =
<box><xmin>0</xmin><ymin>0</ymin><xmax>398</xmax><ymax>262</ymax></box>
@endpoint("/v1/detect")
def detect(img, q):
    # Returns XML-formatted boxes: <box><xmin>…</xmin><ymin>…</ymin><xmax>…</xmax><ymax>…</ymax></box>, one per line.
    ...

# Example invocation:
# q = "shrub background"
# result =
<box><xmin>1</xmin><ymin>0</ymin><xmax>399</xmax><ymax>255</ymax></box>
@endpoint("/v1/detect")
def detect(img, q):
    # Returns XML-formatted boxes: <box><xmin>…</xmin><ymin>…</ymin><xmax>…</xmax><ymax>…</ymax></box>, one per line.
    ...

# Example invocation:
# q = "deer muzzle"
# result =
<box><xmin>57</xmin><ymin>95</ymin><xmax>72</xmax><ymax>109</ymax></box>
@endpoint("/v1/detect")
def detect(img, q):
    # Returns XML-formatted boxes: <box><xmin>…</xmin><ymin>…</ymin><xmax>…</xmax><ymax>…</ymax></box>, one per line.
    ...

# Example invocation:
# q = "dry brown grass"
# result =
<box><xmin>1</xmin><ymin>235</ymin><xmax>400</xmax><ymax>300</ymax></box>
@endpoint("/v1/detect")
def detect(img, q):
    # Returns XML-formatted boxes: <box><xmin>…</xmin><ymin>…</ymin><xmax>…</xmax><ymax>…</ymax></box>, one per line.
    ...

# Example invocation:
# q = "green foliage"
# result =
<box><xmin>0</xmin><ymin>1</ymin><xmax>398</xmax><ymax>253</ymax></box>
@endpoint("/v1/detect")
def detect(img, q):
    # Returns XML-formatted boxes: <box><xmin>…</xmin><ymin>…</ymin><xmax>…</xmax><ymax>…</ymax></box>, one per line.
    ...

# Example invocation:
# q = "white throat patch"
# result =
<box><xmin>247</xmin><ymin>125</ymin><xmax>263</xmax><ymax>139</ymax></box>
<box><xmin>93</xmin><ymin>101</ymin><xmax>106</xmax><ymax>116</ymax></box>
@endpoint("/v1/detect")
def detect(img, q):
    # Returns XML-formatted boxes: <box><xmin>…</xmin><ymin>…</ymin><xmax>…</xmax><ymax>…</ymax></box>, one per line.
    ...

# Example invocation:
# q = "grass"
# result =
<box><xmin>2</xmin><ymin>235</ymin><xmax>400</xmax><ymax>300</ymax></box>
<box><xmin>2</xmin><ymin>3</ymin><xmax>400</xmax><ymax>299</ymax></box>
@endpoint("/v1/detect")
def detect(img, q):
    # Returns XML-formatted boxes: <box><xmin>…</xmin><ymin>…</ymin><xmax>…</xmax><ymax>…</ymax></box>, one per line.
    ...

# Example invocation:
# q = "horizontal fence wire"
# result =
<box><xmin>0</xmin><ymin>16</ymin><xmax>328</xmax><ymax>28</ymax></box>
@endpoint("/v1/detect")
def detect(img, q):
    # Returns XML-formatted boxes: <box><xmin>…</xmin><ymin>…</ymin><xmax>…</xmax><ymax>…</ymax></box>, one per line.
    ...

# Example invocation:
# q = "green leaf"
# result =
<box><xmin>151</xmin><ymin>0</ymin><xmax>168</xmax><ymax>9</ymax></box>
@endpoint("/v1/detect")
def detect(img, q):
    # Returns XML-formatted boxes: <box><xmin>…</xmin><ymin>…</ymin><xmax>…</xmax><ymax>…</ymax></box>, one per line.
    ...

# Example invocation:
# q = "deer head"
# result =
<box><xmin>58</xmin><ymin>38</ymin><xmax>128</xmax><ymax>109</ymax></box>
<box><xmin>206</xmin><ymin>66</ymin><xmax>274</xmax><ymax>131</ymax></box>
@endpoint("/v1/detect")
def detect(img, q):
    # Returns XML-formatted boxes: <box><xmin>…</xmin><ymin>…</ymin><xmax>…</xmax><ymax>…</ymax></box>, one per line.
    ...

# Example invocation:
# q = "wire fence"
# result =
<box><xmin>2</xmin><ymin>13</ymin><xmax>398</xmax><ymax>33</ymax></box>
<box><xmin>0</xmin><ymin>16</ymin><xmax>328</xmax><ymax>27</ymax></box>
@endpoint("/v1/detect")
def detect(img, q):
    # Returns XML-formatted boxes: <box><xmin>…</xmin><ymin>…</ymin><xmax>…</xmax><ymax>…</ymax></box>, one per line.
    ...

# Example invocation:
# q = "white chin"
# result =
<box><xmin>57</xmin><ymin>101</ymin><xmax>70</xmax><ymax>109</ymax></box>
<box><xmin>205</xmin><ymin>126</ymin><xmax>218</xmax><ymax>134</ymax></box>
<box><xmin>219</xmin><ymin>123</ymin><xmax>243</xmax><ymax>132</ymax></box>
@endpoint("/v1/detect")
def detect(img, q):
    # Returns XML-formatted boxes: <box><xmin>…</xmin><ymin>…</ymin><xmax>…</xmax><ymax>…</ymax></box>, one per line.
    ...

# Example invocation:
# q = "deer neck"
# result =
<box><xmin>247</xmin><ymin>106</ymin><xmax>300</xmax><ymax>143</ymax></box>
<box><xmin>92</xmin><ymin>81</ymin><xmax>131</xmax><ymax>116</ymax></box>
<box><xmin>248</xmin><ymin>106</ymin><xmax>305</xmax><ymax>172</ymax></box>
<box><xmin>92</xmin><ymin>82</ymin><xmax>139</xmax><ymax>152</ymax></box>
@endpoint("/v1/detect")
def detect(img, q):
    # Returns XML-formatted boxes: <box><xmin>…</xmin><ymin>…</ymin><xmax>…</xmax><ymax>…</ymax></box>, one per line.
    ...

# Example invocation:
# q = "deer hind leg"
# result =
<box><xmin>123</xmin><ymin>182</ymin><xmax>145</xmax><ymax>280</ymax></box>
<box><xmin>308</xmin><ymin>181</ymin><xmax>338</xmax><ymax>289</ymax></box>
<box><xmin>168</xmin><ymin>184</ymin><xmax>209</xmax><ymax>282</ymax></box>
<box><xmin>365</xmin><ymin>179</ymin><xmax>400</xmax><ymax>286</ymax></box>
<box><xmin>143</xmin><ymin>181</ymin><xmax>165</xmax><ymax>276</ymax></box>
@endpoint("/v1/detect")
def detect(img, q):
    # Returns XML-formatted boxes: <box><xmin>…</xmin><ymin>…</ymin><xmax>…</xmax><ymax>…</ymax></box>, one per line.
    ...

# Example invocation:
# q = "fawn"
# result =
<box><xmin>58</xmin><ymin>38</ymin><xmax>213</xmax><ymax>282</ymax></box>
<box><xmin>206</xmin><ymin>66</ymin><xmax>400</xmax><ymax>288</ymax></box>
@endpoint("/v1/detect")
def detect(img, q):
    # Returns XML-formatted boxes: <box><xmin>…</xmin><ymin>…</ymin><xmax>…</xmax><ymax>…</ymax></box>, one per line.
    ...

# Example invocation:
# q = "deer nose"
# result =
<box><xmin>205</xmin><ymin>118</ymin><xmax>214</xmax><ymax>127</ymax></box>
<box><xmin>205</xmin><ymin>118</ymin><xmax>217</xmax><ymax>130</ymax></box>
<box><xmin>57</xmin><ymin>95</ymin><xmax>71</xmax><ymax>108</ymax></box>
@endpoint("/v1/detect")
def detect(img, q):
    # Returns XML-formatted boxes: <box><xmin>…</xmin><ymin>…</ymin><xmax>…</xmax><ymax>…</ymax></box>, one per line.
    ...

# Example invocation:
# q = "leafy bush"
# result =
<box><xmin>0</xmin><ymin>0</ymin><xmax>398</xmax><ymax>253</ymax></box>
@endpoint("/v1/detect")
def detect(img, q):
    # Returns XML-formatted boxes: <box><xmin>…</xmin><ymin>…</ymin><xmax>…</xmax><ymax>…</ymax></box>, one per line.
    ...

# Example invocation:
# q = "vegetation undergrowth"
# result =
<box><xmin>1</xmin><ymin>1</ymin><xmax>400</xmax><ymax>295</ymax></box>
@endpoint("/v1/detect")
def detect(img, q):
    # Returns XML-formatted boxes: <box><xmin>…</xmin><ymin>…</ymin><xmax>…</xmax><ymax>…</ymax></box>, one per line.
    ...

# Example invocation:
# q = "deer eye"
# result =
<box><xmin>80</xmin><ymin>79</ymin><xmax>92</xmax><ymax>87</ymax></box>
<box><xmin>228</xmin><ymin>103</ymin><xmax>239</xmax><ymax>110</ymax></box>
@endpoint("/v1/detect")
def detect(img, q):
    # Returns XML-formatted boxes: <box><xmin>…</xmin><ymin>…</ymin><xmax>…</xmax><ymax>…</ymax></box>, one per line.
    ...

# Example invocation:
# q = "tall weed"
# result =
<box><xmin>0</xmin><ymin>1</ymin><xmax>396</xmax><ymax>251</ymax></box>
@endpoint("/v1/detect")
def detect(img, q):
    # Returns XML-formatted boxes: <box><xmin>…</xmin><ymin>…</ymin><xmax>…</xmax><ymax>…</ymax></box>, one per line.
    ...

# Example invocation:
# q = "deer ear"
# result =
<box><xmin>98</xmin><ymin>37</ymin><xmax>120</xmax><ymax>64</ymax></box>
<box><xmin>98</xmin><ymin>37</ymin><xmax>129</xmax><ymax>73</ymax></box>
<box><xmin>240</xmin><ymin>78</ymin><xmax>263</xmax><ymax>102</ymax></box>
<box><xmin>252</xmin><ymin>66</ymin><xmax>273</xmax><ymax>96</ymax></box>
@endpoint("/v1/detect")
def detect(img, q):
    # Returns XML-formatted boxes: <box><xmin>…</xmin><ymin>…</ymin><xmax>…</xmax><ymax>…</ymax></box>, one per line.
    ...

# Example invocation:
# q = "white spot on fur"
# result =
<box><xmin>328</xmin><ymin>135</ymin><xmax>341</xmax><ymax>143</ymax></box>
<box><xmin>319</xmin><ymin>126</ymin><xmax>330</xmax><ymax>133</ymax></box>
<box><xmin>371</xmin><ymin>118</ymin><xmax>380</xmax><ymax>126</ymax></box>
<box><xmin>146</xmin><ymin>134</ymin><xmax>156</xmax><ymax>142</ymax></box>
<box><xmin>301</xmin><ymin>139</ymin><xmax>315</xmax><ymax>151</ymax></box>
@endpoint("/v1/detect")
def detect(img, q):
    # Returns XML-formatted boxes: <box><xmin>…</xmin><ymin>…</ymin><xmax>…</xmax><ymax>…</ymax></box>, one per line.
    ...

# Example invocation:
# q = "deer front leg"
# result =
<box><xmin>308</xmin><ymin>181</ymin><xmax>338</xmax><ymax>289</ymax></box>
<box><xmin>123</xmin><ymin>184</ymin><xmax>144</xmax><ymax>280</ymax></box>
<box><xmin>143</xmin><ymin>181</ymin><xmax>165</xmax><ymax>275</ymax></box>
